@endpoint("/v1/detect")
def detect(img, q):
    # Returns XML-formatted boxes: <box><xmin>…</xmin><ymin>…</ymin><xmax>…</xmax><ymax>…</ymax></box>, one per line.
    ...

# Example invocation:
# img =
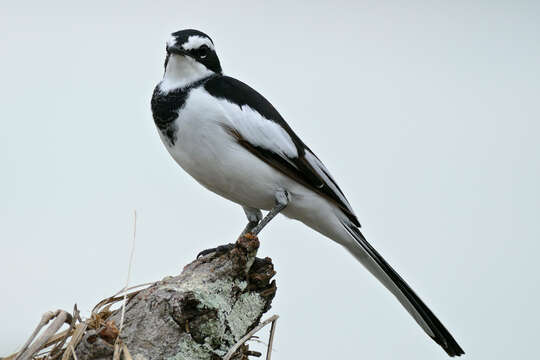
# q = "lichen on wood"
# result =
<box><xmin>74</xmin><ymin>235</ymin><xmax>276</xmax><ymax>360</ymax></box>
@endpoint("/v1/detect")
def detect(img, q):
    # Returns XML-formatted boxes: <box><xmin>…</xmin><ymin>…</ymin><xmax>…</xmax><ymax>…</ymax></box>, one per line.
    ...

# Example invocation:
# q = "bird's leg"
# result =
<box><xmin>197</xmin><ymin>192</ymin><xmax>288</xmax><ymax>258</ymax></box>
<box><xmin>250</xmin><ymin>189</ymin><xmax>290</xmax><ymax>236</ymax></box>
<box><xmin>240</xmin><ymin>206</ymin><xmax>263</xmax><ymax>237</ymax></box>
<box><xmin>197</xmin><ymin>207</ymin><xmax>263</xmax><ymax>259</ymax></box>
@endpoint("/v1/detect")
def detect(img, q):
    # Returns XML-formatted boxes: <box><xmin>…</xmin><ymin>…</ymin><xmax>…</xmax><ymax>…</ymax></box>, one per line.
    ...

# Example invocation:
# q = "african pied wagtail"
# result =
<box><xmin>151</xmin><ymin>29</ymin><xmax>464</xmax><ymax>357</ymax></box>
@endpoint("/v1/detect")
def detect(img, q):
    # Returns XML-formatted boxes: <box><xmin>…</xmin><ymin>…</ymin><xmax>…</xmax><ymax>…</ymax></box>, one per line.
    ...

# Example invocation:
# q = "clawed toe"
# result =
<box><xmin>197</xmin><ymin>243</ymin><xmax>235</xmax><ymax>259</ymax></box>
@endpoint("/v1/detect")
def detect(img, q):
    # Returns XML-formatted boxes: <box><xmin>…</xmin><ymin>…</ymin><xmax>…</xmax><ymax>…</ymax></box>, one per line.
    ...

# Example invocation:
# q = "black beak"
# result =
<box><xmin>167</xmin><ymin>45</ymin><xmax>189</xmax><ymax>56</ymax></box>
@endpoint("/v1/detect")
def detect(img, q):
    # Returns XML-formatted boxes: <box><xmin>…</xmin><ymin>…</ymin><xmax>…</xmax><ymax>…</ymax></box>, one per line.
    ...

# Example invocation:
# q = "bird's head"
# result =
<box><xmin>159</xmin><ymin>29</ymin><xmax>222</xmax><ymax>92</ymax></box>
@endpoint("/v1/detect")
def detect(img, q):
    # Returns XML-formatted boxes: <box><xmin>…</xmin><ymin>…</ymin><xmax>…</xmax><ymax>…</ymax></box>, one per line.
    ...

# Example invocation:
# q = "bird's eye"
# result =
<box><xmin>195</xmin><ymin>45</ymin><xmax>209</xmax><ymax>59</ymax></box>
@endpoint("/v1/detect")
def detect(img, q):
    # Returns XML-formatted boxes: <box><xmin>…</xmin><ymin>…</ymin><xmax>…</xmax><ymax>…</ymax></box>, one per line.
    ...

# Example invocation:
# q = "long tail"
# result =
<box><xmin>341</xmin><ymin>223</ymin><xmax>464</xmax><ymax>356</ymax></box>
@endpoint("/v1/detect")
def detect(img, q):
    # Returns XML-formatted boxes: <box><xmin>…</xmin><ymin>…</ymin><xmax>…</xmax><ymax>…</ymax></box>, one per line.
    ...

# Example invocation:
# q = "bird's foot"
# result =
<box><xmin>196</xmin><ymin>232</ymin><xmax>260</xmax><ymax>259</ymax></box>
<box><xmin>239</xmin><ymin>220</ymin><xmax>259</xmax><ymax>238</ymax></box>
<box><xmin>197</xmin><ymin>243</ymin><xmax>235</xmax><ymax>259</ymax></box>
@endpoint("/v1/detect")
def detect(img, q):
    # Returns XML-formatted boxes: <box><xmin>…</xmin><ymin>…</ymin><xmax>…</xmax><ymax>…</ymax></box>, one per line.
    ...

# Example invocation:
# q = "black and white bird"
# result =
<box><xmin>151</xmin><ymin>29</ymin><xmax>464</xmax><ymax>357</ymax></box>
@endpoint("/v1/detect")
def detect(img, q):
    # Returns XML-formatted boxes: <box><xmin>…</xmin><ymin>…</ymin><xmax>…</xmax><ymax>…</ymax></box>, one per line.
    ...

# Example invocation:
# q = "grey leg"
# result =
<box><xmin>198</xmin><ymin>207</ymin><xmax>263</xmax><ymax>259</ymax></box>
<box><xmin>241</xmin><ymin>206</ymin><xmax>263</xmax><ymax>236</ymax></box>
<box><xmin>250</xmin><ymin>189</ymin><xmax>290</xmax><ymax>236</ymax></box>
<box><xmin>197</xmin><ymin>192</ymin><xmax>288</xmax><ymax>259</ymax></box>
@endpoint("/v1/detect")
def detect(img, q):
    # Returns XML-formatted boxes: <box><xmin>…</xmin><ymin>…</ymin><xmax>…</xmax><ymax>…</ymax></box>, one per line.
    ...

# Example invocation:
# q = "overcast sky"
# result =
<box><xmin>1</xmin><ymin>1</ymin><xmax>539</xmax><ymax>359</ymax></box>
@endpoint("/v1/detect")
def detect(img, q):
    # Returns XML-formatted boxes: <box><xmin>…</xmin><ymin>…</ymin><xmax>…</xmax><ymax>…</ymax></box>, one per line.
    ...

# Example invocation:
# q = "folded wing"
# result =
<box><xmin>204</xmin><ymin>75</ymin><xmax>360</xmax><ymax>227</ymax></box>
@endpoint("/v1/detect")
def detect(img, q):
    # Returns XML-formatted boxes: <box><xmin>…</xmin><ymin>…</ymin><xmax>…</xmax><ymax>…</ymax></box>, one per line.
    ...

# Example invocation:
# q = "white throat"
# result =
<box><xmin>159</xmin><ymin>55</ymin><xmax>213</xmax><ymax>93</ymax></box>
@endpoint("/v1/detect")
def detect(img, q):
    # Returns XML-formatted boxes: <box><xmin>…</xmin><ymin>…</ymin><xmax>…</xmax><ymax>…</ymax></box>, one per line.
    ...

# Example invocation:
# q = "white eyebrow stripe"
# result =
<box><xmin>166</xmin><ymin>35</ymin><xmax>177</xmax><ymax>48</ymax></box>
<box><xmin>181</xmin><ymin>35</ymin><xmax>215</xmax><ymax>51</ymax></box>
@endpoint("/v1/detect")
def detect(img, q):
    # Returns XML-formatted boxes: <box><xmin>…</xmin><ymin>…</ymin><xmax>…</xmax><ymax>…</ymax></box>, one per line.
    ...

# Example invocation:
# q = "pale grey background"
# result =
<box><xmin>1</xmin><ymin>1</ymin><xmax>539</xmax><ymax>359</ymax></box>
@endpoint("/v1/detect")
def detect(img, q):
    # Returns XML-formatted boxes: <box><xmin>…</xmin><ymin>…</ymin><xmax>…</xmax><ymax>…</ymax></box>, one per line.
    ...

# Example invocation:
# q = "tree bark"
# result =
<box><xmin>73</xmin><ymin>235</ymin><xmax>276</xmax><ymax>360</ymax></box>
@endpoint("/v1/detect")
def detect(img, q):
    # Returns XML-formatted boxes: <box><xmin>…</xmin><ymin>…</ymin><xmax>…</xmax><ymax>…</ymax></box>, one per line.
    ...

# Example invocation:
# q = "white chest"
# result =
<box><xmin>158</xmin><ymin>87</ymin><xmax>281</xmax><ymax>208</ymax></box>
<box><xmin>160</xmin><ymin>88</ymin><xmax>229</xmax><ymax>183</ymax></box>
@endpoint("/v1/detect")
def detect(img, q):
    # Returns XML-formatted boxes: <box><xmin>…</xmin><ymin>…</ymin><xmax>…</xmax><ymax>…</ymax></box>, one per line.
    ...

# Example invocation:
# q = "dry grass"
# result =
<box><xmin>2</xmin><ymin>282</ymin><xmax>152</xmax><ymax>360</ymax></box>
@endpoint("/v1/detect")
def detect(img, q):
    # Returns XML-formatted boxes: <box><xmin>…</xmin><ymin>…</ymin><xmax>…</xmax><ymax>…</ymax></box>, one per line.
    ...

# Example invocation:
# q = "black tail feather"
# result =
<box><xmin>345</xmin><ymin>226</ymin><xmax>464</xmax><ymax>357</ymax></box>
